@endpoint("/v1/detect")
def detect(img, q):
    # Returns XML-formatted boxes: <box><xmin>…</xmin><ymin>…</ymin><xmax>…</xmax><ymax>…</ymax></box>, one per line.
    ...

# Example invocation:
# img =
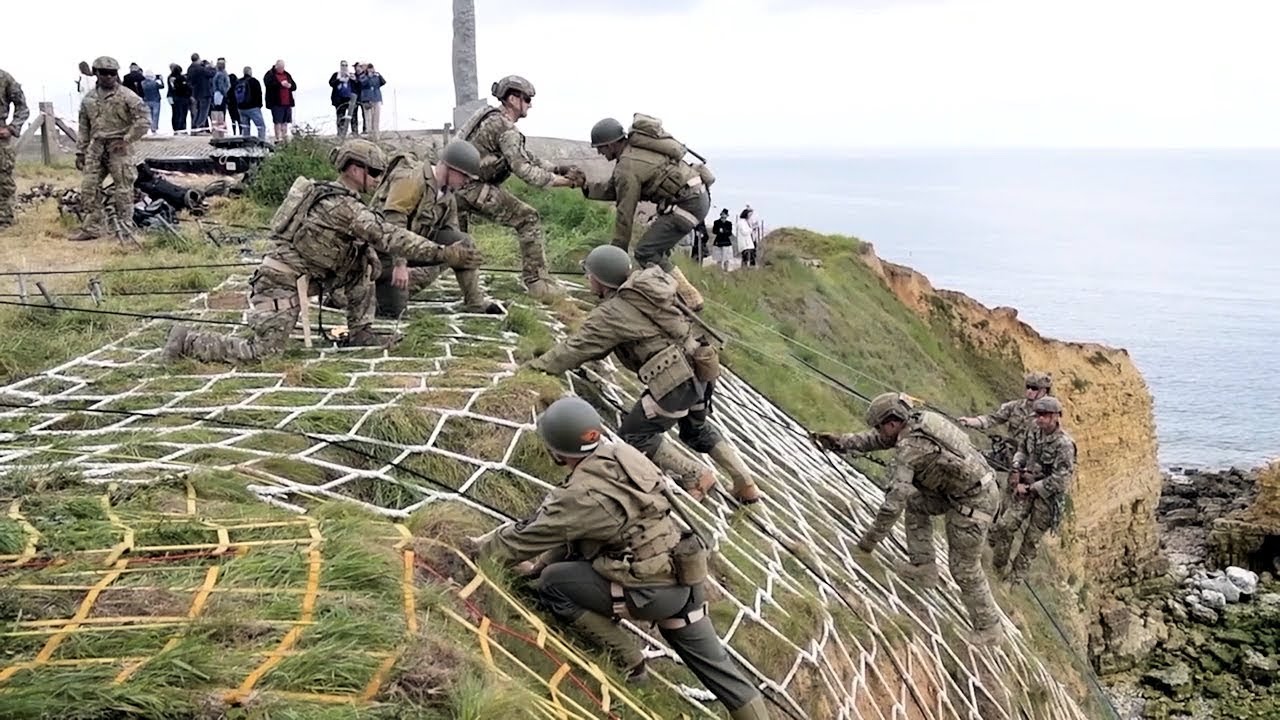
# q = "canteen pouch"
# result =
<box><xmin>270</xmin><ymin>177</ymin><xmax>316</xmax><ymax>236</ymax></box>
<box><xmin>694</xmin><ymin>163</ymin><xmax>716</xmax><ymax>188</ymax></box>
<box><xmin>691</xmin><ymin>342</ymin><xmax>721</xmax><ymax>382</ymax></box>
<box><xmin>637</xmin><ymin>344</ymin><xmax>695</xmax><ymax>401</ymax></box>
<box><xmin>671</xmin><ymin>532</ymin><xmax>709</xmax><ymax>586</ymax></box>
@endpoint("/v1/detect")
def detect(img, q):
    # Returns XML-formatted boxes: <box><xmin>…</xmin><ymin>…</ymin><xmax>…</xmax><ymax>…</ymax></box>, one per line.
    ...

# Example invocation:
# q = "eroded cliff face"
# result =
<box><xmin>857</xmin><ymin>249</ymin><xmax>1166</xmax><ymax>597</ymax></box>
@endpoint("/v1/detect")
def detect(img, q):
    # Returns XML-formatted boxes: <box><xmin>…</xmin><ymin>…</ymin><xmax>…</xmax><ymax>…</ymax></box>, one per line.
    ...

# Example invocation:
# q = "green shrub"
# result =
<box><xmin>248</xmin><ymin>136</ymin><xmax>338</xmax><ymax>206</ymax></box>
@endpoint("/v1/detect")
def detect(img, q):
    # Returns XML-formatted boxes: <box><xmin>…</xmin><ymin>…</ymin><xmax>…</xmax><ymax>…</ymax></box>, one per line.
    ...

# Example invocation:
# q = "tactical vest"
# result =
<box><xmin>620</xmin><ymin>145</ymin><xmax>701</xmax><ymax>205</ymax></box>
<box><xmin>612</xmin><ymin>269</ymin><xmax>703</xmax><ymax>399</ymax></box>
<box><xmin>907</xmin><ymin>411</ymin><xmax>993</xmax><ymax>497</ymax></box>
<box><xmin>581</xmin><ymin>443</ymin><xmax>683</xmax><ymax>587</ymax></box>
<box><xmin>459</xmin><ymin>106</ymin><xmax>511</xmax><ymax>184</ymax></box>
<box><xmin>268</xmin><ymin>178</ymin><xmax>376</xmax><ymax>286</ymax></box>
<box><xmin>270</xmin><ymin>177</ymin><xmax>352</xmax><ymax>240</ymax></box>
<box><xmin>1025</xmin><ymin>428</ymin><xmax>1077</xmax><ymax>486</ymax></box>
<box><xmin>368</xmin><ymin>151</ymin><xmax>418</xmax><ymax>209</ymax></box>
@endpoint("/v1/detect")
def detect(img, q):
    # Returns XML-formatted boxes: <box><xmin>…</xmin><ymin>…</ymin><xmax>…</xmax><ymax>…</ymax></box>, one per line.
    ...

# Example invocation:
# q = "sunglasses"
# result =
<box><xmin>1025</xmin><ymin>385</ymin><xmax>1042</xmax><ymax>390</ymax></box>
<box><xmin>365</xmin><ymin>167</ymin><xmax>383</xmax><ymax>178</ymax></box>
<box><xmin>94</xmin><ymin>70</ymin><xmax>116</xmax><ymax>77</ymax></box>
<box><xmin>519</xmin><ymin>93</ymin><xmax>533</xmax><ymax>104</ymax></box>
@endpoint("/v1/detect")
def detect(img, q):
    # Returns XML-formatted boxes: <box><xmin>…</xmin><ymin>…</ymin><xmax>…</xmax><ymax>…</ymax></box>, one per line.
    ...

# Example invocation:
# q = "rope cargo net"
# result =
<box><xmin>0</xmin><ymin>273</ymin><xmax>1090</xmax><ymax>719</ymax></box>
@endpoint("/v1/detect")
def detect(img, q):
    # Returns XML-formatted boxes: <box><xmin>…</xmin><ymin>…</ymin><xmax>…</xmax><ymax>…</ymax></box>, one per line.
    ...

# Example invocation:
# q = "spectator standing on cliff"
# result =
<box><xmin>233</xmin><ymin>67</ymin><xmax>265</xmax><ymax>140</ymax></box>
<box><xmin>711</xmin><ymin>209</ymin><xmax>734</xmax><ymax>270</ymax></box>
<box><xmin>226</xmin><ymin>72</ymin><xmax>241</xmax><ymax>135</ymax></box>
<box><xmin>736</xmin><ymin>208</ymin><xmax>757</xmax><ymax>268</ymax></box>
<box><xmin>357</xmin><ymin>62</ymin><xmax>386</xmax><ymax>137</ymax></box>
<box><xmin>122</xmin><ymin>63</ymin><xmax>145</xmax><ymax>97</ymax></box>
<box><xmin>166</xmin><ymin>64</ymin><xmax>191</xmax><ymax>133</ymax></box>
<box><xmin>691</xmin><ymin>220</ymin><xmax>709</xmax><ymax>264</ymax></box>
<box><xmin>141</xmin><ymin>71</ymin><xmax>163</xmax><ymax>133</ymax></box>
<box><xmin>263</xmin><ymin>60</ymin><xmax>296</xmax><ymax>142</ymax></box>
<box><xmin>187</xmin><ymin>54</ymin><xmax>214</xmax><ymax>132</ymax></box>
<box><xmin>210</xmin><ymin>58</ymin><xmax>231</xmax><ymax>137</ymax></box>
<box><xmin>329</xmin><ymin>61</ymin><xmax>358</xmax><ymax>138</ymax></box>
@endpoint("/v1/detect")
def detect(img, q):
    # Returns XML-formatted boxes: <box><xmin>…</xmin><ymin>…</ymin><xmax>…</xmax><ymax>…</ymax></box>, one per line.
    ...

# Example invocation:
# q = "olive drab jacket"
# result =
<box><xmin>833</xmin><ymin>410</ymin><xmax>995</xmax><ymax>545</ymax></box>
<box><xmin>1013</xmin><ymin>425</ymin><xmax>1076</xmax><ymax>501</ymax></box>
<box><xmin>530</xmin><ymin>267</ymin><xmax>696</xmax><ymax>392</ymax></box>
<box><xmin>481</xmin><ymin>441</ymin><xmax>683</xmax><ymax>587</ymax></box>
<box><xmin>584</xmin><ymin>144</ymin><xmax>701</xmax><ymax>249</ymax></box>
<box><xmin>374</xmin><ymin>157</ymin><xmax>460</xmax><ymax>268</ymax></box>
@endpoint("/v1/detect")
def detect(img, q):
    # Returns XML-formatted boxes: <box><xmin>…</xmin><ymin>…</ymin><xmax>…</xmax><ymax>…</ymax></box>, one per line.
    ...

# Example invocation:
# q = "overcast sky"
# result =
<box><xmin>5</xmin><ymin>0</ymin><xmax>1278</xmax><ymax>150</ymax></box>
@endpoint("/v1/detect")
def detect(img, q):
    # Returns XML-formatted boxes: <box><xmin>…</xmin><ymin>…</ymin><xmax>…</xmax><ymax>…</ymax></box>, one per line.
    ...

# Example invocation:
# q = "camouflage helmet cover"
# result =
<box><xmin>492</xmin><ymin>75</ymin><xmax>536</xmax><ymax>100</ymax></box>
<box><xmin>440</xmin><ymin>139</ymin><xmax>482</xmax><ymax>179</ymax></box>
<box><xmin>581</xmin><ymin>245</ymin><xmax>632</xmax><ymax>288</ymax></box>
<box><xmin>590</xmin><ymin>117</ymin><xmax>626</xmax><ymax>147</ymax></box>
<box><xmin>91</xmin><ymin>56</ymin><xmax>121</xmax><ymax>72</ymax></box>
<box><xmin>1032</xmin><ymin>396</ymin><xmax>1063</xmax><ymax>414</ymax></box>
<box><xmin>865</xmin><ymin>392</ymin><xmax>912</xmax><ymax>428</ymax></box>
<box><xmin>330</xmin><ymin>139</ymin><xmax>387</xmax><ymax>173</ymax></box>
<box><xmin>1024</xmin><ymin>371</ymin><xmax>1052</xmax><ymax>390</ymax></box>
<box><xmin>538</xmin><ymin>397</ymin><xmax>605</xmax><ymax>457</ymax></box>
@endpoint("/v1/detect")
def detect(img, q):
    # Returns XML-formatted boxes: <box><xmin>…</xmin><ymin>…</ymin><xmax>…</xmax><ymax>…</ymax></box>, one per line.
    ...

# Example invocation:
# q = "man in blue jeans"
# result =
<box><xmin>232</xmin><ymin>67</ymin><xmax>266</xmax><ymax>140</ymax></box>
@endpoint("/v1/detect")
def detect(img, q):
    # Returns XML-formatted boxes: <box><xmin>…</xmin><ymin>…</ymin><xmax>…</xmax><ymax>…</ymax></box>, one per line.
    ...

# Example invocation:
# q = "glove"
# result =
<box><xmin>856</xmin><ymin>535</ymin><xmax>877</xmax><ymax>553</ymax></box>
<box><xmin>563</xmin><ymin>166</ymin><xmax>587</xmax><ymax>188</ymax></box>
<box><xmin>811</xmin><ymin>432</ymin><xmax>844</xmax><ymax>452</ymax></box>
<box><xmin>75</xmin><ymin>153</ymin><xmax>85</xmax><ymax>171</ymax></box>
<box><xmin>439</xmin><ymin>240</ymin><xmax>482</xmax><ymax>270</ymax></box>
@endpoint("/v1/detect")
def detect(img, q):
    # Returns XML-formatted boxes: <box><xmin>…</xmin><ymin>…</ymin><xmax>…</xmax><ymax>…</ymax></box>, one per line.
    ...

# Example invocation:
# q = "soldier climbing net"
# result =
<box><xmin>0</xmin><ymin>272</ymin><xmax>1092</xmax><ymax>719</ymax></box>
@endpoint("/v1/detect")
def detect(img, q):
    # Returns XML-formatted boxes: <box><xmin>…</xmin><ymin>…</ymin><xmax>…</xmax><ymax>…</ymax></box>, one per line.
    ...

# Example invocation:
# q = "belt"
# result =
<box><xmin>955</xmin><ymin>505</ymin><xmax>994</xmax><ymax>524</ymax></box>
<box><xmin>259</xmin><ymin>256</ymin><xmax>312</xmax><ymax>348</ymax></box>
<box><xmin>609</xmin><ymin>582</ymin><xmax>708</xmax><ymax>629</ymax></box>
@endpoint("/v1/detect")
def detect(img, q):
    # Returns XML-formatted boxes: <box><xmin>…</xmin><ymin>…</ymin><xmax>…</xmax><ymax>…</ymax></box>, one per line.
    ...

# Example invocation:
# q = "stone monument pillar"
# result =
<box><xmin>452</xmin><ymin>0</ymin><xmax>488</xmax><ymax>129</ymax></box>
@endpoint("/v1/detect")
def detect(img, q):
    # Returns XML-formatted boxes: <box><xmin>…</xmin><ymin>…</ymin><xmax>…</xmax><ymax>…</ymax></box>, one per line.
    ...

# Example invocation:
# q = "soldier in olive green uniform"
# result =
<box><xmin>163</xmin><ymin>140</ymin><xmax>482</xmax><ymax>363</ymax></box>
<box><xmin>814</xmin><ymin>393</ymin><xmax>1004</xmax><ymax>644</ymax></box>
<box><xmin>959</xmin><ymin>371</ymin><xmax>1053</xmax><ymax>470</ymax></box>
<box><xmin>455</xmin><ymin>76</ymin><xmax>580</xmax><ymax>300</ymax></box>
<box><xmin>585</xmin><ymin>116</ymin><xmax>708</xmax><ymax>311</ymax></box>
<box><xmin>68</xmin><ymin>57</ymin><xmax>150</xmax><ymax>242</ymax></box>
<box><xmin>529</xmin><ymin>245</ymin><xmax>761</xmax><ymax>504</ymax></box>
<box><xmin>989</xmin><ymin>396</ymin><xmax>1076</xmax><ymax>583</ymax></box>
<box><xmin>477</xmin><ymin>397</ymin><xmax>769</xmax><ymax>720</ymax></box>
<box><xmin>0</xmin><ymin>68</ymin><xmax>30</xmax><ymax>229</ymax></box>
<box><xmin>359</xmin><ymin>139</ymin><xmax>501</xmax><ymax>317</ymax></box>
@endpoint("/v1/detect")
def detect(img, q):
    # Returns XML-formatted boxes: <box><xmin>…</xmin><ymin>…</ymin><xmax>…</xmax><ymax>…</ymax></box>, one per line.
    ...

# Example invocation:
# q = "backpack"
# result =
<box><xmin>270</xmin><ymin>177</ymin><xmax>349</xmax><ymax>239</ymax></box>
<box><xmin>627</xmin><ymin>113</ymin><xmax>715</xmax><ymax>188</ymax></box>
<box><xmin>233</xmin><ymin>78</ymin><xmax>249</xmax><ymax>106</ymax></box>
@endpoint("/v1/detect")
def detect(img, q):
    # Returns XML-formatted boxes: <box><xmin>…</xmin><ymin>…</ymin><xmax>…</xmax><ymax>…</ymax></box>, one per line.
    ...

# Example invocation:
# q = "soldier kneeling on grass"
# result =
<box><xmin>472</xmin><ymin>396</ymin><xmax>770</xmax><ymax>720</ymax></box>
<box><xmin>163</xmin><ymin>139</ymin><xmax>482</xmax><ymax>363</ymax></box>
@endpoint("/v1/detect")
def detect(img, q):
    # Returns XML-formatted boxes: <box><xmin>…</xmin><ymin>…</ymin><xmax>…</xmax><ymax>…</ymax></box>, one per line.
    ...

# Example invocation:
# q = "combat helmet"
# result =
<box><xmin>581</xmin><ymin>245</ymin><xmax>632</xmax><ymax>288</ymax></box>
<box><xmin>492</xmin><ymin>75</ymin><xmax>536</xmax><ymax>100</ymax></box>
<box><xmin>91</xmin><ymin>57</ymin><xmax>121</xmax><ymax>73</ymax></box>
<box><xmin>590</xmin><ymin>118</ymin><xmax>626</xmax><ymax>147</ymax></box>
<box><xmin>538</xmin><ymin>397</ymin><xmax>605</xmax><ymax>457</ymax></box>
<box><xmin>1032</xmin><ymin>396</ymin><xmax>1063</xmax><ymax>415</ymax></box>
<box><xmin>330</xmin><ymin>139</ymin><xmax>386</xmax><ymax>173</ymax></box>
<box><xmin>1024</xmin><ymin>371</ymin><xmax>1052</xmax><ymax>390</ymax></box>
<box><xmin>865</xmin><ymin>392</ymin><xmax>912</xmax><ymax>428</ymax></box>
<box><xmin>440</xmin><ymin>139</ymin><xmax>482</xmax><ymax>180</ymax></box>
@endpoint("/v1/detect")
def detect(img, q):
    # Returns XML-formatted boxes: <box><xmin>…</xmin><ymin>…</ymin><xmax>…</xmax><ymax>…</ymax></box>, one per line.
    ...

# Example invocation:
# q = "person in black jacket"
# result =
<box><xmin>328</xmin><ymin>61</ymin><xmax>359</xmax><ymax>138</ymax></box>
<box><xmin>166</xmin><ymin>64</ymin><xmax>191</xmax><ymax>132</ymax></box>
<box><xmin>263</xmin><ymin>59</ymin><xmax>296</xmax><ymax>142</ymax></box>
<box><xmin>711</xmin><ymin>209</ymin><xmax>735</xmax><ymax>270</ymax></box>
<box><xmin>233</xmin><ymin>66</ymin><xmax>265</xmax><ymax>140</ymax></box>
<box><xmin>122</xmin><ymin>63</ymin><xmax>145</xmax><ymax>98</ymax></box>
<box><xmin>187</xmin><ymin>53</ymin><xmax>214</xmax><ymax>133</ymax></box>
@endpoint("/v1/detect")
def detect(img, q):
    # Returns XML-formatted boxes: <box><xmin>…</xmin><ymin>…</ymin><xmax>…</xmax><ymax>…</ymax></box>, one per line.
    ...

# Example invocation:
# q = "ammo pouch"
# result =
<box><xmin>694</xmin><ymin>163</ymin><xmax>716</xmax><ymax>189</ymax></box>
<box><xmin>690</xmin><ymin>341</ymin><xmax>721</xmax><ymax>383</ymax></box>
<box><xmin>653</xmin><ymin>163</ymin><xmax>692</xmax><ymax>204</ymax></box>
<box><xmin>638</xmin><ymin>344</ymin><xmax>696</xmax><ymax>401</ymax></box>
<box><xmin>670</xmin><ymin>531</ymin><xmax>709</xmax><ymax>586</ymax></box>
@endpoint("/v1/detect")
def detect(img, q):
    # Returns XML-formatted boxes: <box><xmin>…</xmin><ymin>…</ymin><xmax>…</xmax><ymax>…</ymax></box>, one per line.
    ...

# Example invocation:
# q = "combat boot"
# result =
<box><xmin>729</xmin><ymin>696</ymin><xmax>771</xmax><ymax>720</ymax></box>
<box><xmin>568</xmin><ymin>612</ymin><xmax>646</xmax><ymax>681</ymax></box>
<box><xmin>897</xmin><ymin>561</ymin><xmax>939</xmax><ymax>589</ymax></box>
<box><xmin>969</xmin><ymin>623</ymin><xmax>1004</xmax><ymax>646</ymax></box>
<box><xmin>525</xmin><ymin>276</ymin><xmax>565</xmax><ymax>303</ymax></box>
<box><xmin>707</xmin><ymin>441</ymin><xmax>761</xmax><ymax>504</ymax></box>
<box><xmin>162</xmin><ymin>324</ymin><xmax>191</xmax><ymax>361</ymax></box>
<box><xmin>344</xmin><ymin>325</ymin><xmax>399</xmax><ymax>349</ymax></box>
<box><xmin>456</xmin><ymin>269</ymin><xmax>505</xmax><ymax>315</ymax></box>
<box><xmin>67</xmin><ymin>227</ymin><xmax>101</xmax><ymax>242</ymax></box>
<box><xmin>667</xmin><ymin>266</ymin><xmax>704</xmax><ymax>312</ymax></box>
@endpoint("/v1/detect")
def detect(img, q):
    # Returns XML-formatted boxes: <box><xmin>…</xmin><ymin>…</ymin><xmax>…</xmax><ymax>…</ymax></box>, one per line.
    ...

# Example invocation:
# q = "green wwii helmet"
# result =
<box><xmin>491</xmin><ymin>75</ymin><xmax>536</xmax><ymax>99</ymax></box>
<box><xmin>440</xmin><ymin>139</ymin><xmax>482</xmax><ymax>179</ymax></box>
<box><xmin>331</xmin><ymin>139</ymin><xmax>386</xmax><ymax>173</ymax></box>
<box><xmin>590</xmin><ymin>117</ymin><xmax>626</xmax><ymax>147</ymax></box>
<box><xmin>91</xmin><ymin>56</ymin><xmax>121</xmax><ymax>72</ymax></box>
<box><xmin>865</xmin><ymin>392</ymin><xmax>912</xmax><ymax>428</ymax></box>
<box><xmin>1024</xmin><ymin>371</ymin><xmax>1052</xmax><ymax>390</ymax></box>
<box><xmin>1032</xmin><ymin>396</ymin><xmax>1063</xmax><ymax>414</ymax></box>
<box><xmin>538</xmin><ymin>397</ymin><xmax>605</xmax><ymax>457</ymax></box>
<box><xmin>581</xmin><ymin>245</ymin><xmax>631</xmax><ymax>288</ymax></box>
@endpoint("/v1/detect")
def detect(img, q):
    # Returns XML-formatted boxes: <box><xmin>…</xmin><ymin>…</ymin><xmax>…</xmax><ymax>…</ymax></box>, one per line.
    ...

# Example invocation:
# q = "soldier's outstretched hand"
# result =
<box><xmin>440</xmin><ymin>240</ymin><xmax>483</xmax><ymax>270</ymax></box>
<box><xmin>811</xmin><ymin>431</ymin><xmax>844</xmax><ymax>452</ymax></box>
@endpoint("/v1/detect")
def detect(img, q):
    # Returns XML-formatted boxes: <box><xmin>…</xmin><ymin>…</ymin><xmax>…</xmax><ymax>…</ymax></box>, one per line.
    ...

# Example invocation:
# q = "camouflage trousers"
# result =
<box><xmin>0</xmin><ymin>140</ymin><xmax>14</xmax><ymax>225</ymax></box>
<box><xmin>631</xmin><ymin>189</ymin><xmax>709</xmax><ymax>272</ymax></box>
<box><xmin>903</xmin><ymin>483</ymin><xmax>1001</xmax><ymax>632</ymax></box>
<box><xmin>456</xmin><ymin>181</ymin><xmax>549</xmax><ymax>286</ymax></box>
<box><xmin>536</xmin><ymin>561</ymin><xmax>762</xmax><ymax>713</ymax></box>
<box><xmin>989</xmin><ymin>492</ymin><xmax>1056</xmax><ymax>576</ymax></box>
<box><xmin>179</xmin><ymin>273</ymin><xmax>375</xmax><ymax>363</ymax></box>
<box><xmin>80</xmin><ymin>140</ymin><xmax>137</xmax><ymax>235</ymax></box>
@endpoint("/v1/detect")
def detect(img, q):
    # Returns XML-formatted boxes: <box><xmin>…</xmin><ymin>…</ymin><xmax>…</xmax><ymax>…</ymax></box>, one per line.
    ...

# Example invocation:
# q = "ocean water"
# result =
<box><xmin>706</xmin><ymin>150</ymin><xmax>1280</xmax><ymax>469</ymax></box>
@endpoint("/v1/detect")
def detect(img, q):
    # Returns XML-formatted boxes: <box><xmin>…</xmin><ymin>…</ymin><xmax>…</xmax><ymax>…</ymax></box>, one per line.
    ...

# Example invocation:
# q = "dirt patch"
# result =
<box><xmin>91</xmin><ymin>587</ymin><xmax>192</xmax><ymax>618</ymax></box>
<box><xmin>382</xmin><ymin>633</ymin><xmax>473</xmax><ymax>707</ymax></box>
<box><xmin>206</xmin><ymin>290</ymin><xmax>247</xmax><ymax>310</ymax></box>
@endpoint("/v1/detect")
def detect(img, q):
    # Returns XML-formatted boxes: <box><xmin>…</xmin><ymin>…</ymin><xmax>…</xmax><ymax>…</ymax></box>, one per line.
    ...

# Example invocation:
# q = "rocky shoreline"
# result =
<box><xmin>1099</xmin><ymin>465</ymin><xmax>1280</xmax><ymax>719</ymax></box>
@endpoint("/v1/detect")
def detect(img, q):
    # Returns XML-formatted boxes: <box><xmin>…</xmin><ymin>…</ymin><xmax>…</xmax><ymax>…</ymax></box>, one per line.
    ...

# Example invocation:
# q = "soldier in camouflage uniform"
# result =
<box><xmin>68</xmin><ymin>57</ymin><xmax>150</xmax><ymax>243</ymax></box>
<box><xmin>333</xmin><ymin>139</ymin><xmax>502</xmax><ymax>318</ymax></box>
<box><xmin>163</xmin><ymin>139</ymin><xmax>481</xmax><ymax>363</ymax></box>
<box><xmin>529</xmin><ymin>245</ymin><xmax>761</xmax><ymax>504</ymax></box>
<box><xmin>959</xmin><ymin>371</ymin><xmax>1053</xmax><ymax>470</ymax></box>
<box><xmin>455</xmin><ymin>76</ymin><xmax>580</xmax><ymax>301</ymax></box>
<box><xmin>585</xmin><ymin>117</ymin><xmax>708</xmax><ymax>312</ymax></box>
<box><xmin>989</xmin><ymin>396</ymin><xmax>1076</xmax><ymax>583</ymax></box>
<box><xmin>476</xmin><ymin>397</ymin><xmax>769</xmax><ymax>720</ymax></box>
<box><xmin>814</xmin><ymin>393</ymin><xmax>1004</xmax><ymax>644</ymax></box>
<box><xmin>0</xmin><ymin>68</ymin><xmax>30</xmax><ymax>229</ymax></box>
